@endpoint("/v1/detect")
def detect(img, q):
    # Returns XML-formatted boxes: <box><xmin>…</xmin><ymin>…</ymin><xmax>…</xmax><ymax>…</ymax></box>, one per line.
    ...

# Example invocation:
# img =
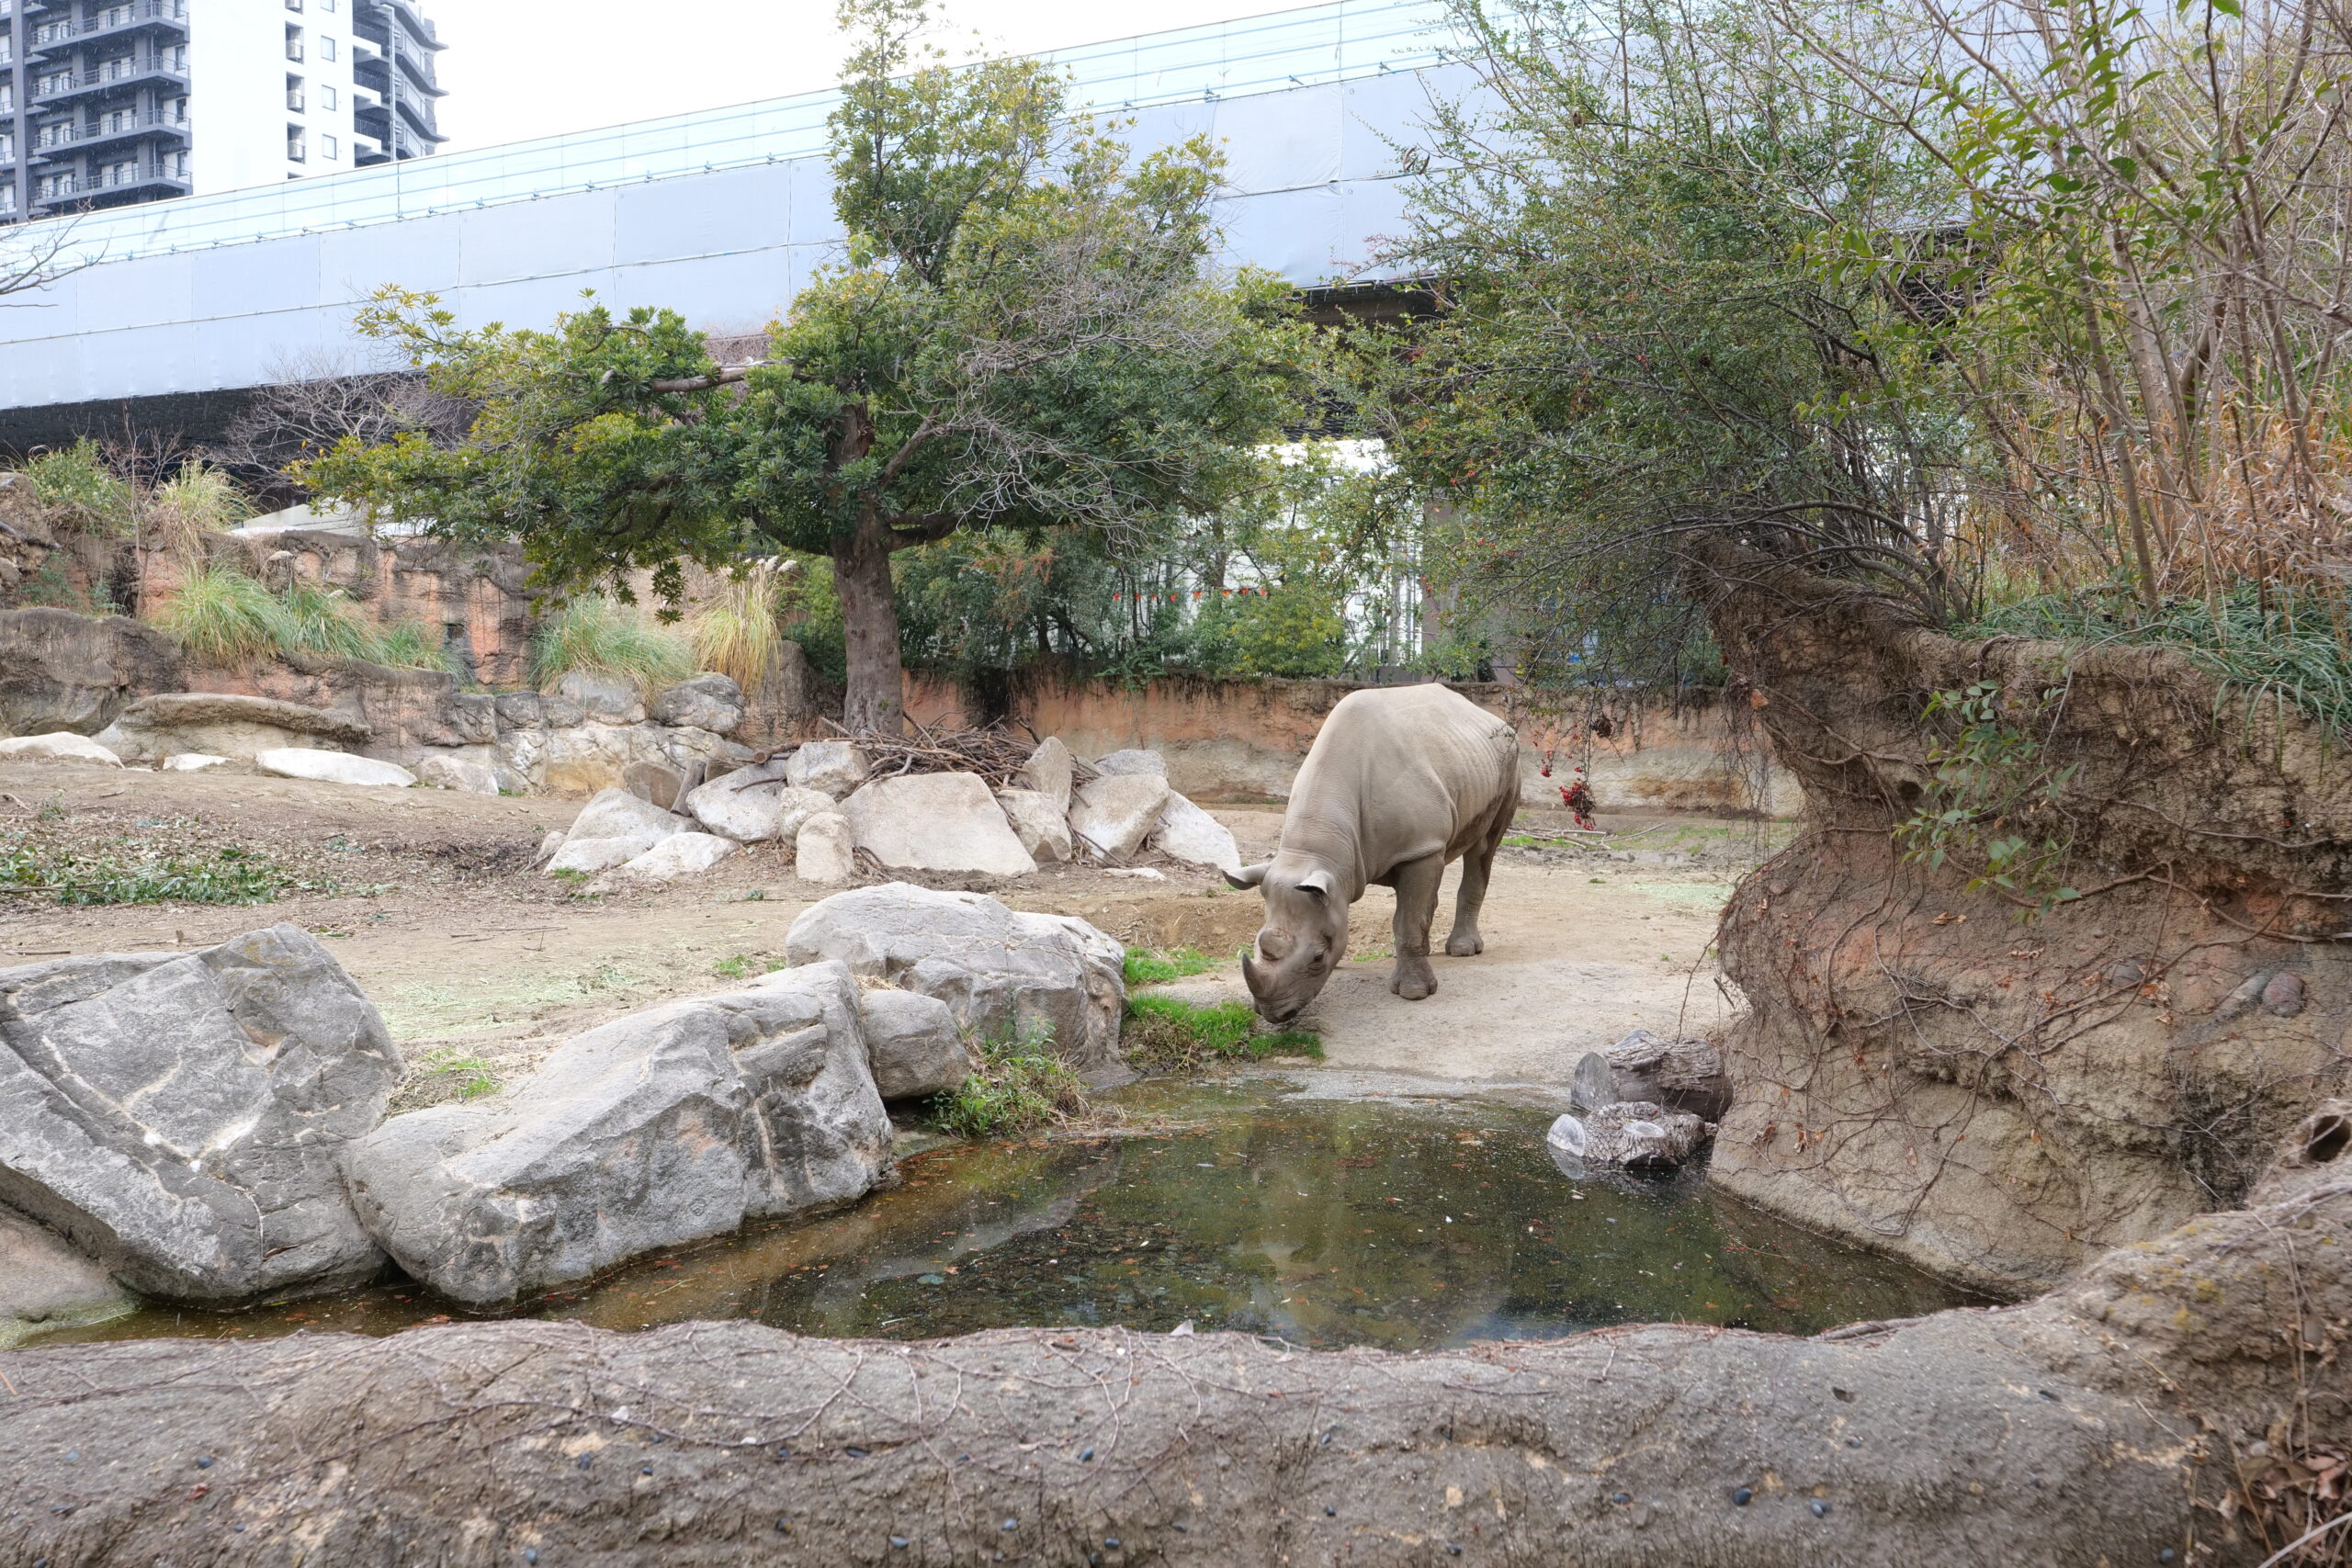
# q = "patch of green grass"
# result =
<box><xmin>154</xmin><ymin>563</ymin><xmax>285</xmax><ymax>663</ymax></box>
<box><xmin>1122</xmin><ymin>995</ymin><xmax>1322</xmax><ymax>1073</ymax></box>
<box><xmin>413</xmin><ymin>1046</ymin><xmax>501</xmax><ymax>1101</ymax></box>
<box><xmin>927</xmin><ymin>1020</ymin><xmax>1088</xmax><ymax>1138</ymax></box>
<box><xmin>713</xmin><ymin>953</ymin><xmax>785</xmax><ymax>980</ymax></box>
<box><xmin>1501</xmin><ymin>833</ymin><xmax>1540</xmax><ymax>847</ymax></box>
<box><xmin>373</xmin><ymin>620</ymin><xmax>458</xmax><ymax>673</ymax></box>
<box><xmin>155</xmin><ymin>565</ymin><xmax>456</xmax><ymax>672</ymax></box>
<box><xmin>1967</xmin><ymin>584</ymin><xmax>2352</xmax><ymax>737</ymax></box>
<box><xmin>1122</xmin><ymin>945</ymin><xmax>1216</xmax><ymax>986</ymax></box>
<box><xmin>530</xmin><ymin>594</ymin><xmax>695</xmax><ymax>694</ymax></box>
<box><xmin>0</xmin><ymin>834</ymin><xmax>300</xmax><ymax>906</ymax></box>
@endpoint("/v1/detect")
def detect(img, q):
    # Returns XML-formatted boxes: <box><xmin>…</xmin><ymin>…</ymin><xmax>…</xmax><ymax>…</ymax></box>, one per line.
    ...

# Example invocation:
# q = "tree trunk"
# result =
<box><xmin>831</xmin><ymin>509</ymin><xmax>905</xmax><ymax>737</ymax></box>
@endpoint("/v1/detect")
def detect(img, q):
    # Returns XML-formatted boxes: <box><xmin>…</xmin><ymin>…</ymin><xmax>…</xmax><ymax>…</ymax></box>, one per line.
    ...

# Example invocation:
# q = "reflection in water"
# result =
<box><xmin>42</xmin><ymin>1078</ymin><xmax>1977</xmax><ymax>1350</ymax></box>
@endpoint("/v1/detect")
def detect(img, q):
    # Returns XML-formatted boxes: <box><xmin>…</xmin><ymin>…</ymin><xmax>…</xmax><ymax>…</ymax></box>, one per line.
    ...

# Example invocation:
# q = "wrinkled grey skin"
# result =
<box><xmin>1230</xmin><ymin>685</ymin><xmax>1520</xmax><ymax>1023</ymax></box>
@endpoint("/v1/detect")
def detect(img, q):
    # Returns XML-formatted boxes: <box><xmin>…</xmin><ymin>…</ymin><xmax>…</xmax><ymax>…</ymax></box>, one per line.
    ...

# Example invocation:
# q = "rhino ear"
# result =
<box><xmin>1226</xmin><ymin>862</ymin><xmax>1271</xmax><ymax>890</ymax></box>
<box><xmin>1297</xmin><ymin>867</ymin><xmax>1336</xmax><ymax>899</ymax></box>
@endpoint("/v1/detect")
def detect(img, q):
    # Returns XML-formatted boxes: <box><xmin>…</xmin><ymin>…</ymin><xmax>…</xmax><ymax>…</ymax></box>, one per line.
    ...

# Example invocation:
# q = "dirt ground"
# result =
<box><xmin>0</xmin><ymin>760</ymin><xmax>1789</xmax><ymax>1102</ymax></box>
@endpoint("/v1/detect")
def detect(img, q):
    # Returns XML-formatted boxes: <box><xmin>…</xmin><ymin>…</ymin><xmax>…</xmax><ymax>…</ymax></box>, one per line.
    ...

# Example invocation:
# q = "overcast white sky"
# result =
<box><xmin>433</xmin><ymin>0</ymin><xmax>1295</xmax><ymax>152</ymax></box>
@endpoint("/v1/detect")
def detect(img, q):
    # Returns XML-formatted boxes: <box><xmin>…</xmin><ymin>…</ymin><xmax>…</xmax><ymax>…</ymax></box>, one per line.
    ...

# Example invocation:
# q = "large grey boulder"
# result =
<box><xmin>592</xmin><ymin>831</ymin><xmax>739</xmax><ymax>889</ymax></box>
<box><xmin>841</xmin><ymin>773</ymin><xmax>1035</xmax><ymax>877</ymax></box>
<box><xmin>547</xmin><ymin>787</ymin><xmax>690</xmax><ymax>875</ymax></box>
<box><xmin>684</xmin><ymin>757</ymin><xmax>833</xmax><ymax>844</ymax></box>
<box><xmin>0</xmin><ymin>1204</ymin><xmax>134</xmax><ymax>1347</ymax></box>
<box><xmin>554</xmin><ymin>670</ymin><xmax>646</xmax><ymax>725</ymax></box>
<box><xmin>1148</xmin><ymin>791</ymin><xmax>1239</xmax><ymax>873</ymax></box>
<box><xmin>0</xmin><ymin>926</ymin><xmax>401</xmax><ymax>1303</ymax></box>
<box><xmin>784</xmin><ymin>883</ymin><xmax>1126</xmax><ymax>1074</ymax></box>
<box><xmin>1070</xmin><ymin>771</ymin><xmax>1170</xmax><ymax>859</ymax></box>
<box><xmin>1091</xmin><ymin>748</ymin><xmax>1167</xmax><ymax>777</ymax></box>
<box><xmin>796</xmin><ymin>811</ymin><xmax>857</xmax><ymax>885</ymax></box>
<box><xmin>1016</xmin><ymin>736</ymin><xmax>1076</xmax><ymax>811</ymax></box>
<box><xmin>341</xmin><ymin>964</ymin><xmax>891</xmax><ymax>1305</ymax></box>
<box><xmin>413</xmin><ymin>752</ymin><xmax>500</xmax><ymax>795</ymax></box>
<box><xmin>650</xmin><ymin>673</ymin><xmax>745</xmax><ymax>735</ymax></box>
<box><xmin>996</xmin><ymin>787</ymin><xmax>1073</xmax><ymax>863</ymax></box>
<box><xmin>786</xmin><ymin>739</ymin><xmax>872</xmax><ymax>798</ymax></box>
<box><xmin>859</xmin><ymin>987</ymin><xmax>968</xmax><ymax>1100</ymax></box>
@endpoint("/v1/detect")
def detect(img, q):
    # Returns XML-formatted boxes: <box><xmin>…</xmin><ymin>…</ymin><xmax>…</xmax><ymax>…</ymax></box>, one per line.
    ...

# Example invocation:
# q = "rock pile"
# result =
<box><xmin>531</xmin><ymin>737</ymin><xmax>1241</xmax><ymax>887</ymax></box>
<box><xmin>1</xmin><ymin>893</ymin><xmax>1112</xmax><ymax>1321</ymax></box>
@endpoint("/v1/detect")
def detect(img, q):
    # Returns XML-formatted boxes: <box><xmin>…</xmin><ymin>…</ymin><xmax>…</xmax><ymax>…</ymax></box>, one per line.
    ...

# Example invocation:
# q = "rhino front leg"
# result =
<box><xmin>1445</xmin><ymin>816</ymin><xmax>1509</xmax><ymax>957</ymax></box>
<box><xmin>1389</xmin><ymin>853</ymin><xmax>1443</xmax><ymax>1000</ymax></box>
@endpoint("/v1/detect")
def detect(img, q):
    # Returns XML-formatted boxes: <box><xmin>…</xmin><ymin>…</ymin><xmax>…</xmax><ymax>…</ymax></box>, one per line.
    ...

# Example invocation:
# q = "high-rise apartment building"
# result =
<box><xmin>0</xmin><ymin>0</ymin><xmax>446</xmax><ymax>222</ymax></box>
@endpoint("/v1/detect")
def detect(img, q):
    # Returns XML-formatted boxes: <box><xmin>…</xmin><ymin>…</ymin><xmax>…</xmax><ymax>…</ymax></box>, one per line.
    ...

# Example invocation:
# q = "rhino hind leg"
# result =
<box><xmin>1390</xmin><ymin>853</ymin><xmax>1443</xmax><ymax>1000</ymax></box>
<box><xmin>1444</xmin><ymin>813</ymin><xmax>1510</xmax><ymax>957</ymax></box>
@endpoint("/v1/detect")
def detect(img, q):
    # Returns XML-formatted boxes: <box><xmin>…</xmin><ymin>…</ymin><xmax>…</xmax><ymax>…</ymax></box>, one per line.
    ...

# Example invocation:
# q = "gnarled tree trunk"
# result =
<box><xmin>831</xmin><ymin>505</ymin><xmax>905</xmax><ymax>739</ymax></box>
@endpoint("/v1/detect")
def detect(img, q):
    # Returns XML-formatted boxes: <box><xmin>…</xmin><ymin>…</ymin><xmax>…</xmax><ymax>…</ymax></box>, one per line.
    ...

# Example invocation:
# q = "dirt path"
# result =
<box><xmin>0</xmin><ymin>761</ymin><xmax>1784</xmax><ymax>1100</ymax></box>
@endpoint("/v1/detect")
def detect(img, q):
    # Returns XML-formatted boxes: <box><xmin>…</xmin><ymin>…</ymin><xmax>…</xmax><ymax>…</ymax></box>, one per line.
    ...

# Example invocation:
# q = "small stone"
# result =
<box><xmin>776</xmin><ymin>1447</ymin><xmax>791</xmax><ymax>1459</ymax></box>
<box><xmin>1611</xmin><ymin>1492</ymin><xmax>1632</xmax><ymax>1504</ymax></box>
<box><xmin>1104</xmin><ymin>1540</ymin><xmax>1120</xmax><ymax>1549</ymax></box>
<box><xmin>1810</xmin><ymin>1499</ymin><xmax>1830</xmax><ymax>1518</ymax></box>
<box><xmin>196</xmin><ymin>1456</ymin><xmax>214</xmax><ymax>1469</ymax></box>
<box><xmin>526</xmin><ymin>1552</ymin><xmax>539</xmax><ymax>1565</ymax></box>
<box><xmin>889</xmin><ymin>1537</ymin><xmax>910</xmax><ymax>1550</ymax></box>
<box><xmin>918</xmin><ymin>1273</ymin><xmax>946</xmax><ymax>1286</ymax></box>
<box><xmin>1080</xmin><ymin>1447</ymin><xmax>1095</xmax><ymax>1461</ymax></box>
<box><xmin>845</xmin><ymin>1446</ymin><xmax>870</xmax><ymax>1459</ymax></box>
<box><xmin>640</xmin><ymin>1465</ymin><xmax>652</xmax><ymax>1475</ymax></box>
<box><xmin>1324</xmin><ymin>1506</ymin><xmax>1337</xmax><ymax>1517</ymax></box>
<box><xmin>578</xmin><ymin>1455</ymin><xmax>593</xmax><ymax>1471</ymax></box>
<box><xmin>2159</xmin><ymin>1551</ymin><xmax>2177</xmax><ymax>1564</ymax></box>
<box><xmin>1732</xmin><ymin>1487</ymin><xmax>1752</xmax><ymax>1506</ymax></box>
<box><xmin>1002</xmin><ymin>1518</ymin><xmax>1019</xmax><ymax>1531</ymax></box>
<box><xmin>2263</xmin><ymin>971</ymin><xmax>2306</xmax><ymax>1018</ymax></box>
<box><xmin>1845</xmin><ymin>1438</ymin><xmax>1860</xmax><ymax>1448</ymax></box>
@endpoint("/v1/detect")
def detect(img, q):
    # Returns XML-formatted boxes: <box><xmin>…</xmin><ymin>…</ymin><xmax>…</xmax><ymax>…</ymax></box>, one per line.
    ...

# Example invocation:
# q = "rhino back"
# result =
<box><xmin>1286</xmin><ymin>686</ymin><xmax>1517</xmax><ymax>884</ymax></box>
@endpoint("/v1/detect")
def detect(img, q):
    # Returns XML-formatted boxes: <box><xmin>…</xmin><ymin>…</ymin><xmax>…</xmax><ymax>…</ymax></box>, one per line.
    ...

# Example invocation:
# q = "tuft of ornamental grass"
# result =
<box><xmin>145</xmin><ymin>462</ymin><xmax>250</xmax><ymax>560</ymax></box>
<box><xmin>373</xmin><ymin>620</ymin><xmax>458</xmax><ymax>673</ymax></box>
<box><xmin>928</xmin><ymin>1019</ymin><xmax>1088</xmax><ymax>1137</ymax></box>
<box><xmin>1122</xmin><ymin>995</ymin><xmax>1322</xmax><ymax>1073</ymax></box>
<box><xmin>271</xmin><ymin>580</ymin><xmax>383</xmax><ymax>660</ymax></box>
<box><xmin>532</xmin><ymin>595</ymin><xmax>695</xmax><ymax>694</ymax></box>
<box><xmin>689</xmin><ymin>564</ymin><xmax>790</xmax><ymax>694</ymax></box>
<box><xmin>153</xmin><ymin>563</ymin><xmax>285</xmax><ymax>664</ymax></box>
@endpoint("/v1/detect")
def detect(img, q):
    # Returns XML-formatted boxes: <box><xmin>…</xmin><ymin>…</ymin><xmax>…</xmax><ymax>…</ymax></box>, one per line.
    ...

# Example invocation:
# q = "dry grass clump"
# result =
<box><xmin>688</xmin><ymin>561</ymin><xmax>794</xmax><ymax>694</ymax></box>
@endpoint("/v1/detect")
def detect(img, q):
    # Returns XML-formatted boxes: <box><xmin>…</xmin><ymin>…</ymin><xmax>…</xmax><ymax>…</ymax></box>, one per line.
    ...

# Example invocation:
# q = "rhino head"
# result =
<box><xmin>1226</xmin><ymin>859</ymin><xmax>1348</xmax><ymax>1024</ymax></box>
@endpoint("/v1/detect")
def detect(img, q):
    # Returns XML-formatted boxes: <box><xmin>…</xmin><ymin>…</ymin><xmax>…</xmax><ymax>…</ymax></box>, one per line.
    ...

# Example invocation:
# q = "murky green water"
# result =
<box><xmin>39</xmin><ymin>1078</ymin><xmax>1975</xmax><ymax>1350</ymax></box>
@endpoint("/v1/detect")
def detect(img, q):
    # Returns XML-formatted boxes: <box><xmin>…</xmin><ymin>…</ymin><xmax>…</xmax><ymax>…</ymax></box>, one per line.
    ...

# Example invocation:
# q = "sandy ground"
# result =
<box><xmin>0</xmin><ymin>760</ymin><xmax>1789</xmax><ymax>1100</ymax></box>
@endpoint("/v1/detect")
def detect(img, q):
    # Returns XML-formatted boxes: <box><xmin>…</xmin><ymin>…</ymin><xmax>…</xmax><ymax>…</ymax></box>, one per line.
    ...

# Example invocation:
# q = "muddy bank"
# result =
<box><xmin>1700</xmin><ymin>544</ymin><xmax>2352</xmax><ymax>1293</ymax></box>
<box><xmin>4</xmin><ymin>1107</ymin><xmax>2343</xmax><ymax>1566</ymax></box>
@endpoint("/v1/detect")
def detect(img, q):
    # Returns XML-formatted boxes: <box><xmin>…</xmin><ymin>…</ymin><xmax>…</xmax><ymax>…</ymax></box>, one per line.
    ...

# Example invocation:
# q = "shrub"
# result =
<box><xmin>0</xmin><ymin>834</ymin><xmax>297</xmax><ymax>905</ymax></box>
<box><xmin>153</xmin><ymin>564</ymin><xmax>285</xmax><ymax>664</ymax></box>
<box><xmin>1123</xmin><ymin>995</ymin><xmax>1322</xmax><ymax>1073</ymax></box>
<box><xmin>929</xmin><ymin>1020</ymin><xmax>1088</xmax><ymax>1137</ymax></box>
<box><xmin>531</xmin><ymin>595</ymin><xmax>695</xmax><ymax>694</ymax></box>
<box><xmin>25</xmin><ymin>441</ymin><xmax>137</xmax><ymax>535</ymax></box>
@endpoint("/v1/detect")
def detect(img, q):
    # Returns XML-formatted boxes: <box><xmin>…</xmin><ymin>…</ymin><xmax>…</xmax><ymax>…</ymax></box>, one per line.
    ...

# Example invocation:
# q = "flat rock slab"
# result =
<box><xmin>1091</xmin><ymin>748</ymin><xmax>1168</xmax><ymax>776</ymax></box>
<box><xmin>0</xmin><ymin>925</ymin><xmax>401</xmax><ymax>1303</ymax></box>
<box><xmin>650</xmin><ymin>673</ymin><xmax>744</xmax><ymax>735</ymax></box>
<box><xmin>842</xmin><ymin>772</ymin><xmax>1035</xmax><ymax>877</ymax></box>
<box><xmin>256</xmin><ymin>748</ymin><xmax>417</xmax><ymax>788</ymax></box>
<box><xmin>0</xmin><ymin>1203</ymin><xmax>133</xmax><ymax>1347</ymax></box>
<box><xmin>342</xmin><ymin>963</ymin><xmax>891</xmax><ymax>1306</ymax></box>
<box><xmin>0</xmin><ymin>732</ymin><xmax>119</xmax><ymax>765</ymax></box>
<box><xmin>997</xmin><ymin>786</ymin><xmax>1074</xmax><ymax>863</ymax></box>
<box><xmin>785</xmin><ymin>883</ymin><xmax>1125</xmax><ymax>1072</ymax></box>
<box><xmin>796</xmin><ymin>812</ymin><xmax>857</xmax><ymax>885</ymax></box>
<box><xmin>596</xmin><ymin>830</ymin><xmax>739</xmax><ymax>887</ymax></box>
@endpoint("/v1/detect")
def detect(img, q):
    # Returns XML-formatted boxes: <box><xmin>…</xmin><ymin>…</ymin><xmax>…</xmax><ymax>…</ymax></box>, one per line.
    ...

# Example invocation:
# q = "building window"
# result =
<box><xmin>33</xmin><ymin>119</ymin><xmax>70</xmax><ymax>149</ymax></box>
<box><xmin>285</xmin><ymin>25</ymin><xmax>303</xmax><ymax>61</ymax></box>
<box><xmin>99</xmin><ymin>158</ymin><xmax>135</xmax><ymax>187</ymax></box>
<box><xmin>37</xmin><ymin>172</ymin><xmax>73</xmax><ymax>199</ymax></box>
<box><xmin>36</xmin><ymin>70</ymin><xmax>71</xmax><ymax>97</ymax></box>
<box><xmin>286</xmin><ymin>73</ymin><xmax>304</xmax><ymax>111</ymax></box>
<box><xmin>168</xmin><ymin>43</ymin><xmax>186</xmax><ymax>71</ymax></box>
<box><xmin>0</xmin><ymin>186</ymin><xmax>16</xmax><ymax>215</ymax></box>
<box><xmin>169</xmin><ymin>95</ymin><xmax>187</xmax><ymax>124</ymax></box>
<box><xmin>322</xmin><ymin>133</ymin><xmax>337</xmax><ymax>159</ymax></box>
<box><xmin>99</xmin><ymin>55</ymin><xmax>136</xmax><ymax>82</ymax></box>
<box><xmin>0</xmin><ymin>132</ymin><xmax>13</xmax><ymax>162</ymax></box>
<box><xmin>287</xmin><ymin>0</ymin><xmax>303</xmax><ymax>8</ymax></box>
<box><xmin>321</xmin><ymin>84</ymin><xmax>336</xmax><ymax>111</ymax></box>
<box><xmin>100</xmin><ymin>107</ymin><xmax>133</xmax><ymax>133</ymax></box>
<box><xmin>321</xmin><ymin>36</ymin><xmax>336</xmax><ymax>61</ymax></box>
<box><xmin>0</xmin><ymin>83</ymin><xmax>14</xmax><ymax>113</ymax></box>
<box><xmin>100</xmin><ymin>3</ymin><xmax>132</xmax><ymax>26</ymax></box>
<box><xmin>169</xmin><ymin>149</ymin><xmax>187</xmax><ymax>179</ymax></box>
<box><xmin>321</xmin><ymin>0</ymin><xmax>335</xmax><ymax>10</ymax></box>
<box><xmin>287</xmin><ymin>124</ymin><xmax>306</xmax><ymax>161</ymax></box>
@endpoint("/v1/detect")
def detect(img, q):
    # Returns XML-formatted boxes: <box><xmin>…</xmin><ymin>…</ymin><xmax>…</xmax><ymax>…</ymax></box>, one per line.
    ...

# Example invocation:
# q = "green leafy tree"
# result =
<box><xmin>300</xmin><ymin>0</ymin><xmax>1315</xmax><ymax>731</ymax></box>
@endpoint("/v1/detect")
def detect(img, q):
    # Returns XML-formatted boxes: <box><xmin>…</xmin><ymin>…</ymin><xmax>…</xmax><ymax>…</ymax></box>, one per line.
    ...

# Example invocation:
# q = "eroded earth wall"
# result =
<box><xmin>1699</xmin><ymin>544</ymin><xmax>2352</xmax><ymax>1294</ymax></box>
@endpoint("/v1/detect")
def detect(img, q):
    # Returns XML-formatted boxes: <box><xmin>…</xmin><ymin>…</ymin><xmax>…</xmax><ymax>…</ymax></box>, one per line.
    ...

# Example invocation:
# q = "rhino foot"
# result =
<box><xmin>1392</xmin><ymin>957</ymin><xmax>1438</xmax><ymax>1000</ymax></box>
<box><xmin>1444</xmin><ymin>931</ymin><xmax>1484</xmax><ymax>957</ymax></box>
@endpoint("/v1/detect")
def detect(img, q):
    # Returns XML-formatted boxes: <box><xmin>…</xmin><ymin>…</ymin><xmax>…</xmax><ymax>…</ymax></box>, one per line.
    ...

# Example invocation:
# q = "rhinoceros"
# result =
<box><xmin>1227</xmin><ymin>683</ymin><xmax>1521</xmax><ymax>1022</ymax></box>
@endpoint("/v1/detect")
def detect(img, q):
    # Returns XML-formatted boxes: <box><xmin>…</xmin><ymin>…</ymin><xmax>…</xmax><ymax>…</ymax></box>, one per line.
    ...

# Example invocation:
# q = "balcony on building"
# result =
<box><xmin>27</xmin><ymin>0</ymin><xmax>187</xmax><ymax>58</ymax></box>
